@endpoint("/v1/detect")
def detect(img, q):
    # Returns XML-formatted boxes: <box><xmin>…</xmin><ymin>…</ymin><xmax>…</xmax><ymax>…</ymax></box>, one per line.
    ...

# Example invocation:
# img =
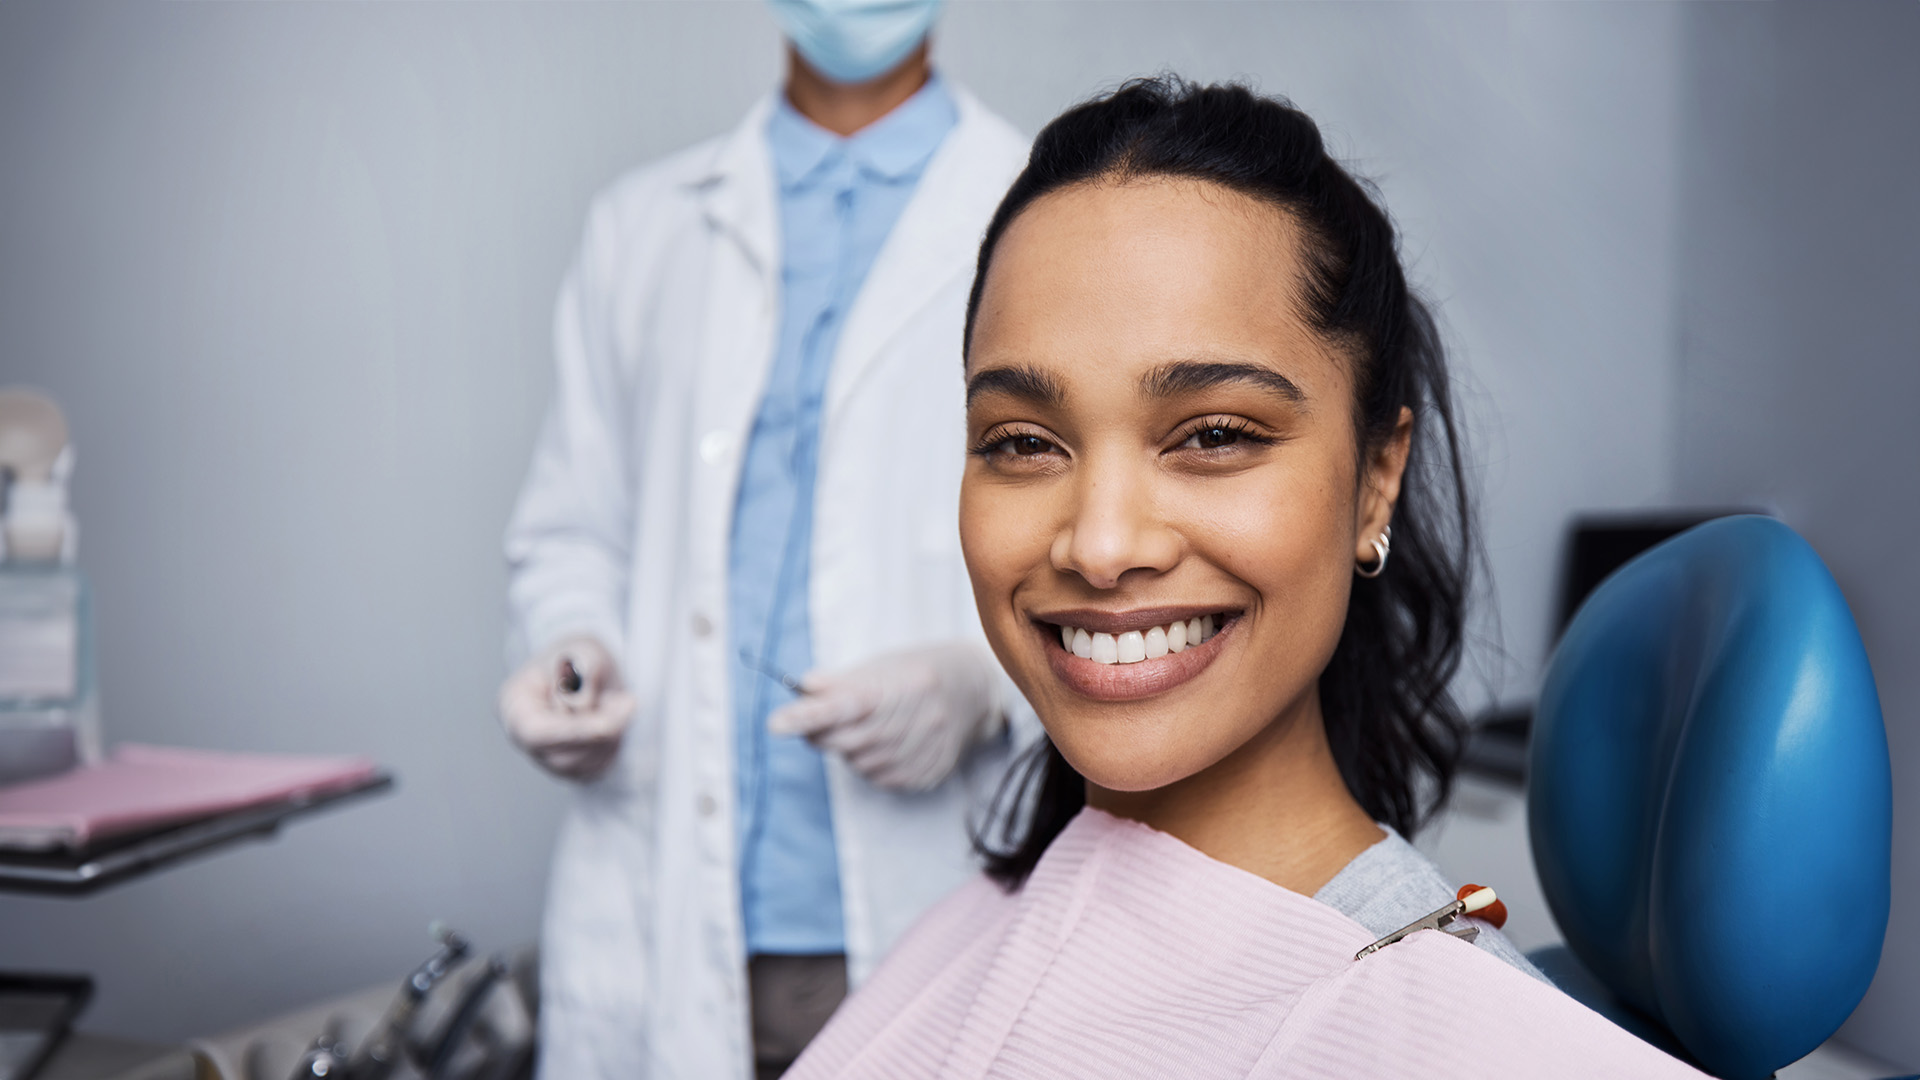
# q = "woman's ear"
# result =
<box><xmin>1355</xmin><ymin>406</ymin><xmax>1414</xmax><ymax>561</ymax></box>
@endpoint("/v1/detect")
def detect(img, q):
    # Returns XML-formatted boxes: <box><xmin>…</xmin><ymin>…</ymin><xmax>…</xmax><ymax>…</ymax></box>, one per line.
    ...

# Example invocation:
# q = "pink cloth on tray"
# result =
<box><xmin>789</xmin><ymin>807</ymin><xmax>1705</xmax><ymax>1080</ymax></box>
<box><xmin>0</xmin><ymin>743</ymin><xmax>380</xmax><ymax>851</ymax></box>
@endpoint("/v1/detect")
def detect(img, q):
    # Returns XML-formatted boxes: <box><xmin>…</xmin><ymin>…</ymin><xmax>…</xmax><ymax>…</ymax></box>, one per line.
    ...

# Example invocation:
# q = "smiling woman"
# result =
<box><xmin>961</xmin><ymin>80</ymin><xmax>1470</xmax><ymax>891</ymax></box>
<box><xmin>785</xmin><ymin>78</ymin><xmax>1707</xmax><ymax>1080</ymax></box>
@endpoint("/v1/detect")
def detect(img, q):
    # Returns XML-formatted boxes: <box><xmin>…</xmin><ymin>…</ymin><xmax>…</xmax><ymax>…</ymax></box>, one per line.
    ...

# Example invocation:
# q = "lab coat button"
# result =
<box><xmin>699</xmin><ymin>429</ymin><xmax>733</xmax><ymax>464</ymax></box>
<box><xmin>691</xmin><ymin>612</ymin><xmax>714</xmax><ymax>638</ymax></box>
<box><xmin>696</xmin><ymin>792</ymin><xmax>718</xmax><ymax>817</ymax></box>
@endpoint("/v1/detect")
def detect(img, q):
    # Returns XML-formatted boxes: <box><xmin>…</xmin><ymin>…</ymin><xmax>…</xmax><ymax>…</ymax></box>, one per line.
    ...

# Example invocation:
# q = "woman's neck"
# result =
<box><xmin>1087</xmin><ymin>698</ymin><xmax>1384</xmax><ymax>897</ymax></box>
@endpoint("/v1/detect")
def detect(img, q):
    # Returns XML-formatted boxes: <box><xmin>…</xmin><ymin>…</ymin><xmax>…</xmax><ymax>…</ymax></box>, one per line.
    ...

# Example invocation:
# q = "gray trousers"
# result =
<box><xmin>748</xmin><ymin>953</ymin><xmax>848</xmax><ymax>1080</ymax></box>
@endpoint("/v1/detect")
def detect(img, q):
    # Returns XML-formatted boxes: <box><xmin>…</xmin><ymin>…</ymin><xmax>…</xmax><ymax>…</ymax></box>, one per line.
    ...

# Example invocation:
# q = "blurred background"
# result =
<box><xmin>0</xmin><ymin>0</ymin><xmax>1912</xmax><ymax>1072</ymax></box>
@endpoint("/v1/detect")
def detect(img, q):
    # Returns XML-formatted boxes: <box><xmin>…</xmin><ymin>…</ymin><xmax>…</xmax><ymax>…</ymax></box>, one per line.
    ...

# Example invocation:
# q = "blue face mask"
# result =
<box><xmin>766</xmin><ymin>0</ymin><xmax>944</xmax><ymax>86</ymax></box>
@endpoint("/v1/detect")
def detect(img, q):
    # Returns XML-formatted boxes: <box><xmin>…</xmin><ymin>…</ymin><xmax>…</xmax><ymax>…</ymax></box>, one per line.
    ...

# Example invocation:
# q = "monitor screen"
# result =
<box><xmin>1554</xmin><ymin>511</ymin><xmax>1765</xmax><ymax>641</ymax></box>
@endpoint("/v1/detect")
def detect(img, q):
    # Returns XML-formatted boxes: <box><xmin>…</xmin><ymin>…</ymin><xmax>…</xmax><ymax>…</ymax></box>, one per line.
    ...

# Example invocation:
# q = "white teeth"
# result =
<box><xmin>1055</xmin><ymin>615</ymin><xmax>1225</xmax><ymax>665</ymax></box>
<box><xmin>1090</xmin><ymin>632</ymin><xmax>1118</xmax><ymax>664</ymax></box>
<box><xmin>1144</xmin><ymin>626</ymin><xmax>1168</xmax><ymax>659</ymax></box>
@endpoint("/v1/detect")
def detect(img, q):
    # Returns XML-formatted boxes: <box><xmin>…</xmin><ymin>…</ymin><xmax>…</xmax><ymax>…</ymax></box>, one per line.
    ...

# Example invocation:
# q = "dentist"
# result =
<box><xmin>497</xmin><ymin>2</ymin><xmax>1033</xmax><ymax>1077</ymax></box>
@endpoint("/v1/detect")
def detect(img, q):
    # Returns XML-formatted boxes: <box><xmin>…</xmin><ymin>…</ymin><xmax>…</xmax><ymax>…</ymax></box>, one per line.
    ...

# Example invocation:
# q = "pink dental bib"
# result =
<box><xmin>789</xmin><ymin>807</ymin><xmax>1704</xmax><ymax>1079</ymax></box>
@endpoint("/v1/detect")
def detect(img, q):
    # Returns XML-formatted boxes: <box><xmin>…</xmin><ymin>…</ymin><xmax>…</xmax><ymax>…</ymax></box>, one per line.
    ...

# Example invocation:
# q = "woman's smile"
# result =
<box><xmin>1035</xmin><ymin>607</ymin><xmax>1243</xmax><ymax>701</ymax></box>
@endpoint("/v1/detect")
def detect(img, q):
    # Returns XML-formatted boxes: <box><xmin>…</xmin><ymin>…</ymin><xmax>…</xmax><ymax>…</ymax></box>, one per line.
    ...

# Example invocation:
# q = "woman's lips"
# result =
<box><xmin>1039</xmin><ymin>614</ymin><xmax>1239</xmax><ymax>701</ymax></box>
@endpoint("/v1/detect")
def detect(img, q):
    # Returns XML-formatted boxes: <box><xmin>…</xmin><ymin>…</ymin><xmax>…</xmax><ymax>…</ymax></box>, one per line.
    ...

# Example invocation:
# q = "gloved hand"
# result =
<box><xmin>497</xmin><ymin>634</ymin><xmax>636</xmax><ymax>781</ymax></box>
<box><xmin>767</xmin><ymin>642</ymin><xmax>1005</xmax><ymax>792</ymax></box>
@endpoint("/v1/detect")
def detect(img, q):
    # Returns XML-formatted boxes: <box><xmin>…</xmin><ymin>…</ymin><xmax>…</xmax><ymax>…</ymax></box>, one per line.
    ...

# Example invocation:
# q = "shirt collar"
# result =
<box><xmin>767</xmin><ymin>73</ymin><xmax>958</xmax><ymax>191</ymax></box>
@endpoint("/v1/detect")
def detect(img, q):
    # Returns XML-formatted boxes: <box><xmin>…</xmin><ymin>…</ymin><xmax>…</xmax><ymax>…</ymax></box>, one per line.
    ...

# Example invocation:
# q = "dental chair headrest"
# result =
<box><xmin>1530</xmin><ymin>515</ymin><xmax>1890</xmax><ymax>1080</ymax></box>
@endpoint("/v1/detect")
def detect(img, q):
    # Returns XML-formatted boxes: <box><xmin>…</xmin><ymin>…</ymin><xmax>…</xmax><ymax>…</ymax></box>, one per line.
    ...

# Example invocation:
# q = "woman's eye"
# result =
<box><xmin>1172</xmin><ymin>420</ymin><xmax>1274</xmax><ymax>458</ymax></box>
<box><xmin>973</xmin><ymin>430</ymin><xmax>1062</xmax><ymax>464</ymax></box>
<box><xmin>1190</xmin><ymin>426</ymin><xmax>1240</xmax><ymax>450</ymax></box>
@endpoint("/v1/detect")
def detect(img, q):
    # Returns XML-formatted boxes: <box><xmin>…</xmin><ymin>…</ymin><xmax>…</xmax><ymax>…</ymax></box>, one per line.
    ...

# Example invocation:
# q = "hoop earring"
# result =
<box><xmin>1356</xmin><ymin>525</ymin><xmax>1392</xmax><ymax>579</ymax></box>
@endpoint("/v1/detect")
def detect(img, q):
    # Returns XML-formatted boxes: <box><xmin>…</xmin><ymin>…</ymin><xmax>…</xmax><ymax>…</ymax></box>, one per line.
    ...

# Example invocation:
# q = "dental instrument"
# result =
<box><xmin>1354</xmin><ymin>884</ymin><xmax>1501</xmax><ymax>960</ymax></box>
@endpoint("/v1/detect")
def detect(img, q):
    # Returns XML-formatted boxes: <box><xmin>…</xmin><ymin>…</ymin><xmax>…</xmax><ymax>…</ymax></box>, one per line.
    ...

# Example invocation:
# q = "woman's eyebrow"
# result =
<box><xmin>965</xmin><ymin>364</ymin><xmax>1067</xmax><ymax>408</ymax></box>
<box><xmin>1141</xmin><ymin>359</ymin><xmax>1307</xmax><ymax>405</ymax></box>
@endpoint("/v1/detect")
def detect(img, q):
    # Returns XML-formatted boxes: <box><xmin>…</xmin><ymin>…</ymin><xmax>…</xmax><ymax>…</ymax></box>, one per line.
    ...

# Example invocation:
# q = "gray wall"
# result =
<box><xmin>1673</xmin><ymin>2</ymin><xmax>1920</xmax><ymax>1065</ymax></box>
<box><xmin>0</xmin><ymin>0</ymin><xmax>1902</xmax><ymax>1067</ymax></box>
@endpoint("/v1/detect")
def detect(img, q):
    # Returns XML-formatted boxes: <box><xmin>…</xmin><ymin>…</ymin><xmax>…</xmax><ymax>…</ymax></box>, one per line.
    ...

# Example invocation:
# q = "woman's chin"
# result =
<box><xmin>1051</xmin><ymin>736</ymin><xmax>1206</xmax><ymax>796</ymax></box>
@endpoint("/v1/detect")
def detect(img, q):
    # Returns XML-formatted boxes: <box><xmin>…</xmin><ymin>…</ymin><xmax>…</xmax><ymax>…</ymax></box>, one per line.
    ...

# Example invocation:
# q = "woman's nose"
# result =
<box><xmin>1049</xmin><ymin>464</ymin><xmax>1181</xmax><ymax>590</ymax></box>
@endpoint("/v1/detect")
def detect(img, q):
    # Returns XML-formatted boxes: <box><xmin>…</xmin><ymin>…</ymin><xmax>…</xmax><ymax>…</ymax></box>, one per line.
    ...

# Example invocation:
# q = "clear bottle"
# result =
<box><xmin>0</xmin><ymin>563</ymin><xmax>96</xmax><ymax>783</ymax></box>
<box><xmin>0</xmin><ymin>389</ymin><xmax>94</xmax><ymax>785</ymax></box>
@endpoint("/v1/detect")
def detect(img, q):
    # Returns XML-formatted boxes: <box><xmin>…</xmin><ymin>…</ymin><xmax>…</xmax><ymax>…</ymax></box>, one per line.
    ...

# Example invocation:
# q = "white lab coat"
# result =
<box><xmin>504</xmin><ymin>87</ymin><xmax>1033</xmax><ymax>1080</ymax></box>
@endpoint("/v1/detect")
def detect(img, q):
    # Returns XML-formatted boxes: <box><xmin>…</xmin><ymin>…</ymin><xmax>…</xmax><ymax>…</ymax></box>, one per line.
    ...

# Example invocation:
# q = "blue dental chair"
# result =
<box><xmin>1527</xmin><ymin>516</ymin><xmax>1894</xmax><ymax>1079</ymax></box>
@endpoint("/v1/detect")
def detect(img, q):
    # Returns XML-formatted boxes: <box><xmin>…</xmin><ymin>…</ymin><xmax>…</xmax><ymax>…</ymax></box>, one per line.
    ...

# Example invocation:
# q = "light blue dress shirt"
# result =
<box><xmin>728</xmin><ymin>77</ymin><xmax>958</xmax><ymax>956</ymax></box>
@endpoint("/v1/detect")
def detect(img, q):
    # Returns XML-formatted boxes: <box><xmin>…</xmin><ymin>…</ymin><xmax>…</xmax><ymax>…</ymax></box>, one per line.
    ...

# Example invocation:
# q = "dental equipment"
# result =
<box><xmin>1354</xmin><ymin>885</ymin><xmax>1501</xmax><ymax>960</ymax></box>
<box><xmin>738</xmin><ymin>649</ymin><xmax>805</xmax><ymax>693</ymax></box>
<box><xmin>348</xmin><ymin>924</ymin><xmax>470</xmax><ymax>1080</ymax></box>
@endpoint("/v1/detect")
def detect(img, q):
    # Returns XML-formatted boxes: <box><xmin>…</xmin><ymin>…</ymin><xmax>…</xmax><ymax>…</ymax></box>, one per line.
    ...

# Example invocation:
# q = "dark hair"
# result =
<box><xmin>967</xmin><ymin>77</ymin><xmax>1473</xmax><ymax>889</ymax></box>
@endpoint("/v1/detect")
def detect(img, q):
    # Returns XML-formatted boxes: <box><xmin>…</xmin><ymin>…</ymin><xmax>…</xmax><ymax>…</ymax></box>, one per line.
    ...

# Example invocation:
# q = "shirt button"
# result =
<box><xmin>696</xmin><ymin>792</ymin><xmax>718</xmax><ymax>817</ymax></box>
<box><xmin>699</xmin><ymin>429</ymin><xmax>732</xmax><ymax>465</ymax></box>
<box><xmin>690</xmin><ymin>612</ymin><xmax>713</xmax><ymax>638</ymax></box>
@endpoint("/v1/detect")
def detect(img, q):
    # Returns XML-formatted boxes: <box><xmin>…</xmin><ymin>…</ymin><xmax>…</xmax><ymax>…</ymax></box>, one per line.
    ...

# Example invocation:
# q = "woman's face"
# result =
<box><xmin>961</xmin><ymin>178</ymin><xmax>1406</xmax><ymax>794</ymax></box>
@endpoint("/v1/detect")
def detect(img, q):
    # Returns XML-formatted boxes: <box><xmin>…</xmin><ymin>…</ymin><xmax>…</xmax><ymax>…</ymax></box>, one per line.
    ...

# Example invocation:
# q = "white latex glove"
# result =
<box><xmin>497</xmin><ymin>634</ymin><xmax>636</xmax><ymax>781</ymax></box>
<box><xmin>767</xmin><ymin>642</ymin><xmax>1005</xmax><ymax>792</ymax></box>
